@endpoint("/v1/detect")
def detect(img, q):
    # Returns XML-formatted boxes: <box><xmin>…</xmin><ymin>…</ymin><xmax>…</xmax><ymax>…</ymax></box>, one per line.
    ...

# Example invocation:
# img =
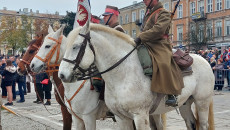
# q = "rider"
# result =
<box><xmin>134</xmin><ymin>0</ymin><xmax>184</xmax><ymax>107</ymax></box>
<box><xmin>102</xmin><ymin>5</ymin><xmax>125</xmax><ymax>33</ymax></box>
<box><xmin>91</xmin><ymin>15</ymin><xmax>101</xmax><ymax>24</ymax></box>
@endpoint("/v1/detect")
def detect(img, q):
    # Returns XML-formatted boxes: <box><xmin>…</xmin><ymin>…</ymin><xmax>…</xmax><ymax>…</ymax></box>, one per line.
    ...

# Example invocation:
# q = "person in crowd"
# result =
<box><xmin>102</xmin><ymin>5</ymin><xmax>125</xmax><ymax>33</ymax></box>
<box><xmin>1</xmin><ymin>60</ymin><xmax>16</xmax><ymax>106</ymax></box>
<box><xmin>0</xmin><ymin>59</ymin><xmax>7</xmax><ymax>98</ymax></box>
<box><xmin>213</xmin><ymin>59</ymin><xmax>225</xmax><ymax>91</ymax></box>
<box><xmin>15</xmin><ymin>58</ymin><xmax>26</xmax><ymax>103</ymax></box>
<box><xmin>9</xmin><ymin>56</ymin><xmax>17</xmax><ymax>100</ymax></box>
<box><xmin>210</xmin><ymin>57</ymin><xmax>216</xmax><ymax>72</ymax></box>
<box><xmin>34</xmin><ymin>72</ymin><xmax>52</xmax><ymax>105</ymax></box>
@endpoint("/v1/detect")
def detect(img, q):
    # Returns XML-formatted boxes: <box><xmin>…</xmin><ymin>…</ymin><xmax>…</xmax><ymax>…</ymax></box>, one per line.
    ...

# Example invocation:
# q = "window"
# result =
<box><xmin>216</xmin><ymin>0</ymin><xmax>222</xmax><ymax>11</ymax></box>
<box><xmin>227</xmin><ymin>0</ymin><xmax>230</xmax><ymax>9</ymax></box>
<box><xmin>120</xmin><ymin>16</ymin><xmax>123</xmax><ymax>25</ymax></box>
<box><xmin>207</xmin><ymin>22</ymin><xmax>213</xmax><ymax>38</ymax></box>
<box><xmin>125</xmin><ymin>14</ymin><xmax>129</xmax><ymax>24</ymax></box>
<box><xmin>216</xmin><ymin>21</ymin><xmax>222</xmax><ymax>37</ymax></box>
<box><xmin>132</xmin><ymin>12</ymin><xmax>136</xmax><ymax>22</ymax></box>
<box><xmin>164</xmin><ymin>2</ymin><xmax>169</xmax><ymax>11</ymax></box>
<box><xmin>132</xmin><ymin>29</ymin><xmax>136</xmax><ymax>38</ymax></box>
<box><xmin>226</xmin><ymin>20</ymin><xmax>230</xmax><ymax>35</ymax></box>
<box><xmin>139</xmin><ymin>9</ymin><xmax>145</xmax><ymax>23</ymax></box>
<box><xmin>177</xmin><ymin>5</ymin><xmax>183</xmax><ymax>18</ymax></box>
<box><xmin>124</xmin><ymin>30</ymin><xmax>129</xmax><ymax>34</ymax></box>
<box><xmin>198</xmin><ymin>24</ymin><xmax>204</xmax><ymax>42</ymax></box>
<box><xmin>198</xmin><ymin>1</ymin><xmax>204</xmax><ymax>12</ymax></box>
<box><xmin>177</xmin><ymin>26</ymin><xmax>183</xmax><ymax>44</ymax></box>
<box><xmin>207</xmin><ymin>0</ymin><xmax>213</xmax><ymax>12</ymax></box>
<box><xmin>190</xmin><ymin>2</ymin><xmax>196</xmax><ymax>15</ymax></box>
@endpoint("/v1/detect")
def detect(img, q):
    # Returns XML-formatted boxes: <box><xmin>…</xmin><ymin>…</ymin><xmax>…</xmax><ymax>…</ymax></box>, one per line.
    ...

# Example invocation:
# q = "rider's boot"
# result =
<box><xmin>165</xmin><ymin>95</ymin><xmax>178</xmax><ymax>107</ymax></box>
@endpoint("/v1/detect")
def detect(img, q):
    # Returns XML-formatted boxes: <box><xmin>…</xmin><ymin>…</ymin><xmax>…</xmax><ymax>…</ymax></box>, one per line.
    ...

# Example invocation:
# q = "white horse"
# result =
<box><xmin>30</xmin><ymin>25</ymin><xmax>108</xmax><ymax>130</ymax></box>
<box><xmin>58</xmin><ymin>23</ymin><xmax>215</xmax><ymax>130</ymax></box>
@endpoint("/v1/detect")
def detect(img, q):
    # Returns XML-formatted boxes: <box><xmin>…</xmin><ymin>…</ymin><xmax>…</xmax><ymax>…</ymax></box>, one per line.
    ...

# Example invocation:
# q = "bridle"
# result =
<box><xmin>62</xmin><ymin>32</ymin><xmax>97</xmax><ymax>79</ymax></box>
<box><xmin>35</xmin><ymin>36</ymin><xmax>63</xmax><ymax>76</ymax></box>
<box><xmin>62</xmin><ymin>32</ymin><xmax>139</xmax><ymax>80</ymax></box>
<box><xmin>20</xmin><ymin>44</ymin><xmax>40</xmax><ymax>75</ymax></box>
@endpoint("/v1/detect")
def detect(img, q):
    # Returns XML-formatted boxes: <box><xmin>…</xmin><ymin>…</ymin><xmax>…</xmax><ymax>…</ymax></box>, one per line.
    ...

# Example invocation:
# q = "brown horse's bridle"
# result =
<box><xmin>20</xmin><ymin>44</ymin><xmax>41</xmax><ymax>75</ymax></box>
<box><xmin>35</xmin><ymin>36</ymin><xmax>63</xmax><ymax>76</ymax></box>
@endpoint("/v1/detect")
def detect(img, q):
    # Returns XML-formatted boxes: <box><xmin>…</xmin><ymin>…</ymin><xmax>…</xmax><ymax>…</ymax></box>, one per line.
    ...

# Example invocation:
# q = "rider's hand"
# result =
<box><xmin>134</xmin><ymin>37</ymin><xmax>142</xmax><ymax>46</ymax></box>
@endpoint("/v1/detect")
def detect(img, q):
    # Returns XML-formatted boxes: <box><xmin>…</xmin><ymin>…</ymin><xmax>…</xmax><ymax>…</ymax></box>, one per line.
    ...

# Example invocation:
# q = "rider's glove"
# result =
<box><xmin>134</xmin><ymin>37</ymin><xmax>142</xmax><ymax>46</ymax></box>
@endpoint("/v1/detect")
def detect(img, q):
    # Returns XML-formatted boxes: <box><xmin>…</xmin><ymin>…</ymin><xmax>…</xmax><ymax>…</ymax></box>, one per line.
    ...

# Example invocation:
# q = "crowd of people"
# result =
<box><xmin>196</xmin><ymin>48</ymin><xmax>230</xmax><ymax>91</ymax></box>
<box><xmin>0</xmin><ymin>56</ymin><xmax>52</xmax><ymax>106</ymax></box>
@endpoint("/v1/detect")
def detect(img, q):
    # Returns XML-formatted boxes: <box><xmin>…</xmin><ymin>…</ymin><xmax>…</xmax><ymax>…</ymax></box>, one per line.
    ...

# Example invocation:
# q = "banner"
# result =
<box><xmin>73</xmin><ymin>0</ymin><xmax>91</xmax><ymax>28</ymax></box>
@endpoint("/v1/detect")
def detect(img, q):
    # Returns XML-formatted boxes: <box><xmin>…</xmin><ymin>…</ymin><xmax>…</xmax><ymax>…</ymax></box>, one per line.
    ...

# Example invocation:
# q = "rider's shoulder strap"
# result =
<box><xmin>146</xmin><ymin>8</ymin><xmax>164</xmax><ymax>24</ymax></box>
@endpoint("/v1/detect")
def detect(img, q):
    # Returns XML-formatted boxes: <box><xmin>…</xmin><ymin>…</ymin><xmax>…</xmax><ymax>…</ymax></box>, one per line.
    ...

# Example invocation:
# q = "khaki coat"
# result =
<box><xmin>138</xmin><ymin>2</ymin><xmax>184</xmax><ymax>95</ymax></box>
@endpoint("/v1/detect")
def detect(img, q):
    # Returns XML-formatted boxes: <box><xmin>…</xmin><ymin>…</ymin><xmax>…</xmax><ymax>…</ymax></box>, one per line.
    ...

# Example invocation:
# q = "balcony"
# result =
<box><xmin>191</xmin><ymin>11</ymin><xmax>207</xmax><ymax>21</ymax></box>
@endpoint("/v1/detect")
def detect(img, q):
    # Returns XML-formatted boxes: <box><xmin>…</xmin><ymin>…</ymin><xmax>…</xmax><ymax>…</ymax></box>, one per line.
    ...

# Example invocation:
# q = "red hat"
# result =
<box><xmin>102</xmin><ymin>5</ymin><xmax>120</xmax><ymax>16</ymax></box>
<box><xmin>91</xmin><ymin>15</ymin><xmax>100</xmax><ymax>24</ymax></box>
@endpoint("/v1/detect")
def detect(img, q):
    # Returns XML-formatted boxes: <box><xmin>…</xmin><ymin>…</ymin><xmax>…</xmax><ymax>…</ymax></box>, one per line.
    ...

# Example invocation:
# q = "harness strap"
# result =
<box><xmin>66</xmin><ymin>80</ymin><xmax>87</xmax><ymax>103</ymax></box>
<box><xmin>66</xmin><ymin>80</ymin><xmax>87</xmax><ymax>121</ymax></box>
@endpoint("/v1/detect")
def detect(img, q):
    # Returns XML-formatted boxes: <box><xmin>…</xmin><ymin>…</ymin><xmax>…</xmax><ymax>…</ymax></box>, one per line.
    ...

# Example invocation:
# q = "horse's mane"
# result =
<box><xmin>90</xmin><ymin>23</ymin><xmax>135</xmax><ymax>46</ymax></box>
<box><xmin>66</xmin><ymin>23</ymin><xmax>136</xmax><ymax>49</ymax></box>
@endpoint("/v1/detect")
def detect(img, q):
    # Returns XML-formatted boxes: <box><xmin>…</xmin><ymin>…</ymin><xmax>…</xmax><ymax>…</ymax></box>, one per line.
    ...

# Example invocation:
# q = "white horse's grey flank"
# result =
<box><xmin>59</xmin><ymin>23</ymin><xmax>215</xmax><ymax>130</ymax></box>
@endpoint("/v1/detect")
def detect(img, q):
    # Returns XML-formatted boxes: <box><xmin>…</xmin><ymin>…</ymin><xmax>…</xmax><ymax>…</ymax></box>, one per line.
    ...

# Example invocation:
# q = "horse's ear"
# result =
<box><xmin>55</xmin><ymin>24</ymin><xmax>65</xmax><ymax>37</ymax></box>
<box><xmin>48</xmin><ymin>25</ymin><xmax>54</xmax><ymax>33</ymax></box>
<box><xmin>80</xmin><ymin>20</ymin><xmax>90</xmax><ymax>34</ymax></box>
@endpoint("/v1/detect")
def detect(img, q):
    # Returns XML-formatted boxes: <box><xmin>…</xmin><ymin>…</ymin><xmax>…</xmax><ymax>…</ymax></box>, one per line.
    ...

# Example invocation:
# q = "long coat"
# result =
<box><xmin>138</xmin><ymin>2</ymin><xmax>184</xmax><ymax>95</ymax></box>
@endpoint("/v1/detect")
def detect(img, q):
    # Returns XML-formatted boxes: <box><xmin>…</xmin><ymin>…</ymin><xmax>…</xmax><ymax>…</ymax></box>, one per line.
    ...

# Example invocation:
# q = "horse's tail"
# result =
<box><xmin>161</xmin><ymin>113</ymin><xmax>166</xmax><ymax>130</ymax></box>
<box><xmin>195</xmin><ymin>100</ymin><xmax>215</xmax><ymax>130</ymax></box>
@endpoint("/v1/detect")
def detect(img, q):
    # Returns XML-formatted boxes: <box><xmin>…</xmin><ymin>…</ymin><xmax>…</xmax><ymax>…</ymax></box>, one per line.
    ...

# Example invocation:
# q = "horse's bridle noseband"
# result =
<box><xmin>62</xmin><ymin>32</ymin><xmax>96</xmax><ymax>78</ymax></box>
<box><xmin>35</xmin><ymin>36</ymin><xmax>63</xmax><ymax>75</ymax></box>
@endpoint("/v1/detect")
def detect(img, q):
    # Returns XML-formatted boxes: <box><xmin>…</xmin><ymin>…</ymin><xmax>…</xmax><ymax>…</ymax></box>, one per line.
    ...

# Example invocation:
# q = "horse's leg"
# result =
<box><xmin>133</xmin><ymin>112</ymin><xmax>151</xmax><ymax>130</ymax></box>
<box><xmin>72</xmin><ymin>115</ymin><xmax>85</xmax><ymax>130</ymax></box>
<box><xmin>194</xmin><ymin>97</ymin><xmax>212</xmax><ymax>130</ymax></box>
<box><xmin>115</xmin><ymin>115</ymin><xmax>134</xmax><ymax>130</ymax></box>
<box><xmin>179</xmin><ymin>98</ymin><xmax>196</xmax><ymax>130</ymax></box>
<box><xmin>82</xmin><ymin>115</ymin><xmax>96</xmax><ymax>130</ymax></box>
<box><xmin>55</xmin><ymin>84</ymin><xmax>72</xmax><ymax>130</ymax></box>
<box><xmin>149</xmin><ymin>114</ymin><xmax>164</xmax><ymax>130</ymax></box>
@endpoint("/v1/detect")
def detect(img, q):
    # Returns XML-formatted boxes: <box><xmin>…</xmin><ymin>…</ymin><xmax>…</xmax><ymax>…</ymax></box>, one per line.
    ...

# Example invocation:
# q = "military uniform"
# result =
<box><xmin>138</xmin><ymin>2</ymin><xmax>184</xmax><ymax>95</ymax></box>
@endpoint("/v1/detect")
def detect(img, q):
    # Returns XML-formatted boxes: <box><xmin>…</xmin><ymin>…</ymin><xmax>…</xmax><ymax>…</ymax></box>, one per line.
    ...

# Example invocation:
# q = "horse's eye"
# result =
<box><xmin>29</xmin><ymin>50</ymin><xmax>35</xmax><ymax>54</ymax></box>
<box><xmin>45</xmin><ymin>45</ymin><xmax>51</xmax><ymax>48</ymax></box>
<box><xmin>73</xmin><ymin>47</ymin><xmax>76</xmax><ymax>50</ymax></box>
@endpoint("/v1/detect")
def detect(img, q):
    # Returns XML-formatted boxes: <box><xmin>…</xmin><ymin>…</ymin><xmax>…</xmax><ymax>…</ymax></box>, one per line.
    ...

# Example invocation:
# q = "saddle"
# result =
<box><xmin>137</xmin><ymin>46</ymin><xmax>193</xmax><ymax>77</ymax></box>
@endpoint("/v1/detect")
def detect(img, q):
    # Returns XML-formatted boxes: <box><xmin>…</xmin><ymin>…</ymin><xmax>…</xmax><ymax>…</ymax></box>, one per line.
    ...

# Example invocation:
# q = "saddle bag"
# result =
<box><xmin>137</xmin><ymin>44</ymin><xmax>153</xmax><ymax>76</ymax></box>
<box><xmin>173</xmin><ymin>49</ymin><xmax>193</xmax><ymax>69</ymax></box>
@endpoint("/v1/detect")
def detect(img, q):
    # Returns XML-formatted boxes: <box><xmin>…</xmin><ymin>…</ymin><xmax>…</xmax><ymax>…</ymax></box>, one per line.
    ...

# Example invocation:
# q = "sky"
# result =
<box><xmin>0</xmin><ymin>0</ymin><xmax>143</xmax><ymax>16</ymax></box>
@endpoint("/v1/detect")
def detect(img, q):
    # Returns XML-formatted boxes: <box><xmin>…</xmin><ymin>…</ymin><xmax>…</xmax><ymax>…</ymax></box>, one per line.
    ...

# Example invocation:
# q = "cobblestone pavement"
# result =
<box><xmin>1</xmin><ymin>85</ymin><xmax>230</xmax><ymax>130</ymax></box>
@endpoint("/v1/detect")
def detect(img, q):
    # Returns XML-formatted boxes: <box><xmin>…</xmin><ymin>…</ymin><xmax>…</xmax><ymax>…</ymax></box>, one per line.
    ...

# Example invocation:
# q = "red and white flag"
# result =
<box><xmin>73</xmin><ymin>0</ymin><xmax>91</xmax><ymax>28</ymax></box>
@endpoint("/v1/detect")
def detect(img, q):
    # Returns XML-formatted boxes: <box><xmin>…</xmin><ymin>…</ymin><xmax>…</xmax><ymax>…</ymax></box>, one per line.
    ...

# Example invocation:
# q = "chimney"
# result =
<box><xmin>3</xmin><ymin>7</ymin><xmax>7</xmax><ymax>10</ymax></box>
<box><xmin>23</xmin><ymin>8</ymin><xmax>28</xmax><ymax>13</ymax></box>
<box><xmin>133</xmin><ymin>1</ymin><xmax>137</xmax><ymax>5</ymax></box>
<box><xmin>30</xmin><ymin>9</ymin><xmax>33</xmax><ymax>13</ymax></box>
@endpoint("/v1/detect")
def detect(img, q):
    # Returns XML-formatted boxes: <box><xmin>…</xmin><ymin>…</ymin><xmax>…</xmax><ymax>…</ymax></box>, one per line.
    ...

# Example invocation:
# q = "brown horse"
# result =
<box><xmin>17</xmin><ymin>35</ymin><xmax>72</xmax><ymax>130</ymax></box>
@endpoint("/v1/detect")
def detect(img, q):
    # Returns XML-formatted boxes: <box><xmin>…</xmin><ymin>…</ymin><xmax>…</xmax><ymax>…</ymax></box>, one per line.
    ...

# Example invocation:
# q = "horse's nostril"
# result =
<box><xmin>60</xmin><ymin>74</ymin><xmax>65</xmax><ymax>79</ymax></box>
<box><xmin>31</xmin><ymin>64</ymin><xmax>34</xmax><ymax>68</ymax></box>
<box><xmin>18</xmin><ymin>68</ymin><xmax>21</xmax><ymax>71</ymax></box>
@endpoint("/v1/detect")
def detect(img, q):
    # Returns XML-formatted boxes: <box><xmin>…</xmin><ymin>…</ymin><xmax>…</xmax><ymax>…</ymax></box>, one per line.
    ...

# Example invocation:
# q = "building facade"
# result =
<box><xmin>172</xmin><ymin>0</ymin><xmax>230</xmax><ymax>49</ymax></box>
<box><xmin>119</xmin><ymin>0</ymin><xmax>230</xmax><ymax>50</ymax></box>
<box><xmin>0</xmin><ymin>7</ymin><xmax>63</xmax><ymax>55</ymax></box>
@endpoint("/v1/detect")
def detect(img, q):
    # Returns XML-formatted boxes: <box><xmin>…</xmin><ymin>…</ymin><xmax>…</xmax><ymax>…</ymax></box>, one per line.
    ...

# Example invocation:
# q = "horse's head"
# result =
<box><xmin>17</xmin><ymin>35</ymin><xmax>44</xmax><ymax>75</ymax></box>
<box><xmin>59</xmin><ymin>22</ymin><xmax>95</xmax><ymax>83</ymax></box>
<box><xmin>30</xmin><ymin>25</ymin><xmax>66</xmax><ymax>73</ymax></box>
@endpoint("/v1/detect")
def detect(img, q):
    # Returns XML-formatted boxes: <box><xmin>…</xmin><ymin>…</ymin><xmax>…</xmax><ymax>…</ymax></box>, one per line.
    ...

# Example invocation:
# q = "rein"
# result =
<box><xmin>35</xmin><ymin>36</ymin><xmax>63</xmax><ymax>76</ymax></box>
<box><xmin>62</xmin><ymin>32</ymin><xmax>139</xmax><ymax>80</ymax></box>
